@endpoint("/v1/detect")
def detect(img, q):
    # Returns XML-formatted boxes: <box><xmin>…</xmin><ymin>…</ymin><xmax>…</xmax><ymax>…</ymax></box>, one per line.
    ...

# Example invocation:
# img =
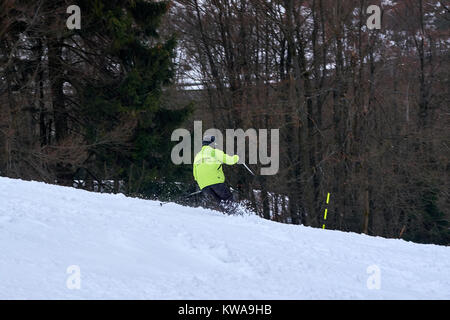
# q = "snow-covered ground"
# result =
<box><xmin>0</xmin><ymin>177</ymin><xmax>448</xmax><ymax>299</ymax></box>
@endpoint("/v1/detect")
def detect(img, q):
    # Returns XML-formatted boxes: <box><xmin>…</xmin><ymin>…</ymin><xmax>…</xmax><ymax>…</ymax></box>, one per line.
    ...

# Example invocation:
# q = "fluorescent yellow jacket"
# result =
<box><xmin>193</xmin><ymin>146</ymin><xmax>239</xmax><ymax>189</ymax></box>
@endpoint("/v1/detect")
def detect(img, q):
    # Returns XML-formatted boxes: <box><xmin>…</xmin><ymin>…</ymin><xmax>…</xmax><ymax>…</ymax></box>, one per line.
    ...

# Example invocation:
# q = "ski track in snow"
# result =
<box><xmin>0</xmin><ymin>177</ymin><xmax>449</xmax><ymax>299</ymax></box>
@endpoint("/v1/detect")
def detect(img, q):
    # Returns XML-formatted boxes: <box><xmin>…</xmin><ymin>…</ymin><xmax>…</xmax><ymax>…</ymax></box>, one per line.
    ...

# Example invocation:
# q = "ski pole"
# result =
<box><xmin>160</xmin><ymin>190</ymin><xmax>203</xmax><ymax>206</ymax></box>
<box><xmin>242</xmin><ymin>163</ymin><xmax>256</xmax><ymax>176</ymax></box>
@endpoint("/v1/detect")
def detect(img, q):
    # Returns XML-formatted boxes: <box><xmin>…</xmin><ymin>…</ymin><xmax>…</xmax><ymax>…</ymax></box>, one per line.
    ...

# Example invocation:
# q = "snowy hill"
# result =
<box><xmin>0</xmin><ymin>177</ymin><xmax>449</xmax><ymax>299</ymax></box>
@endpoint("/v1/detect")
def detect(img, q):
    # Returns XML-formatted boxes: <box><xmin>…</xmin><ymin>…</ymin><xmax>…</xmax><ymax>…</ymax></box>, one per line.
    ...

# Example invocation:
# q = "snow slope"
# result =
<box><xmin>0</xmin><ymin>177</ymin><xmax>449</xmax><ymax>299</ymax></box>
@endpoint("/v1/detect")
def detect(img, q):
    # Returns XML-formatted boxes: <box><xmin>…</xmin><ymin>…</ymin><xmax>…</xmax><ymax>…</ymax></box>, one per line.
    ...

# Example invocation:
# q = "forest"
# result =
<box><xmin>0</xmin><ymin>0</ymin><xmax>449</xmax><ymax>245</ymax></box>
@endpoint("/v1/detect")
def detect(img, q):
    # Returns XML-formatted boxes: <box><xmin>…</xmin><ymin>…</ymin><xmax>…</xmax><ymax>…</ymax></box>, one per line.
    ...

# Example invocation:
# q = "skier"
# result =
<box><xmin>193</xmin><ymin>134</ymin><xmax>239</xmax><ymax>214</ymax></box>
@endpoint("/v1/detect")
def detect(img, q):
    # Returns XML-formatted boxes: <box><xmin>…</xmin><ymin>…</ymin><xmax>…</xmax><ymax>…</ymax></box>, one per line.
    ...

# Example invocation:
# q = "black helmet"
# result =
<box><xmin>202</xmin><ymin>134</ymin><xmax>215</xmax><ymax>146</ymax></box>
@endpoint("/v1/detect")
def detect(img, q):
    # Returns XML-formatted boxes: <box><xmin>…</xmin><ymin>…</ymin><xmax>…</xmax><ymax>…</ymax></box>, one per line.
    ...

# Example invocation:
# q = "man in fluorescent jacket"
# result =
<box><xmin>193</xmin><ymin>135</ymin><xmax>239</xmax><ymax>210</ymax></box>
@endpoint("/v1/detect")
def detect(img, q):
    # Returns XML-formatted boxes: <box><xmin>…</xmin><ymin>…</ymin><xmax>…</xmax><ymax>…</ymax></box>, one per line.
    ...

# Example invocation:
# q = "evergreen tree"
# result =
<box><xmin>73</xmin><ymin>0</ymin><xmax>192</xmax><ymax>196</ymax></box>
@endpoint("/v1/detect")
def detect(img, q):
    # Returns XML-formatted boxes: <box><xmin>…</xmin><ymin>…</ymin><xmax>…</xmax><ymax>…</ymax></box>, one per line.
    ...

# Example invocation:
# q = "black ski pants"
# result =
<box><xmin>202</xmin><ymin>183</ymin><xmax>233</xmax><ymax>203</ymax></box>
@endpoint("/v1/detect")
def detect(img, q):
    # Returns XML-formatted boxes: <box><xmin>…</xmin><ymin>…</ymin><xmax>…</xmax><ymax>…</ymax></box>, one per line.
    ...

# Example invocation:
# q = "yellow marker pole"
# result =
<box><xmin>322</xmin><ymin>193</ymin><xmax>331</xmax><ymax>229</ymax></box>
